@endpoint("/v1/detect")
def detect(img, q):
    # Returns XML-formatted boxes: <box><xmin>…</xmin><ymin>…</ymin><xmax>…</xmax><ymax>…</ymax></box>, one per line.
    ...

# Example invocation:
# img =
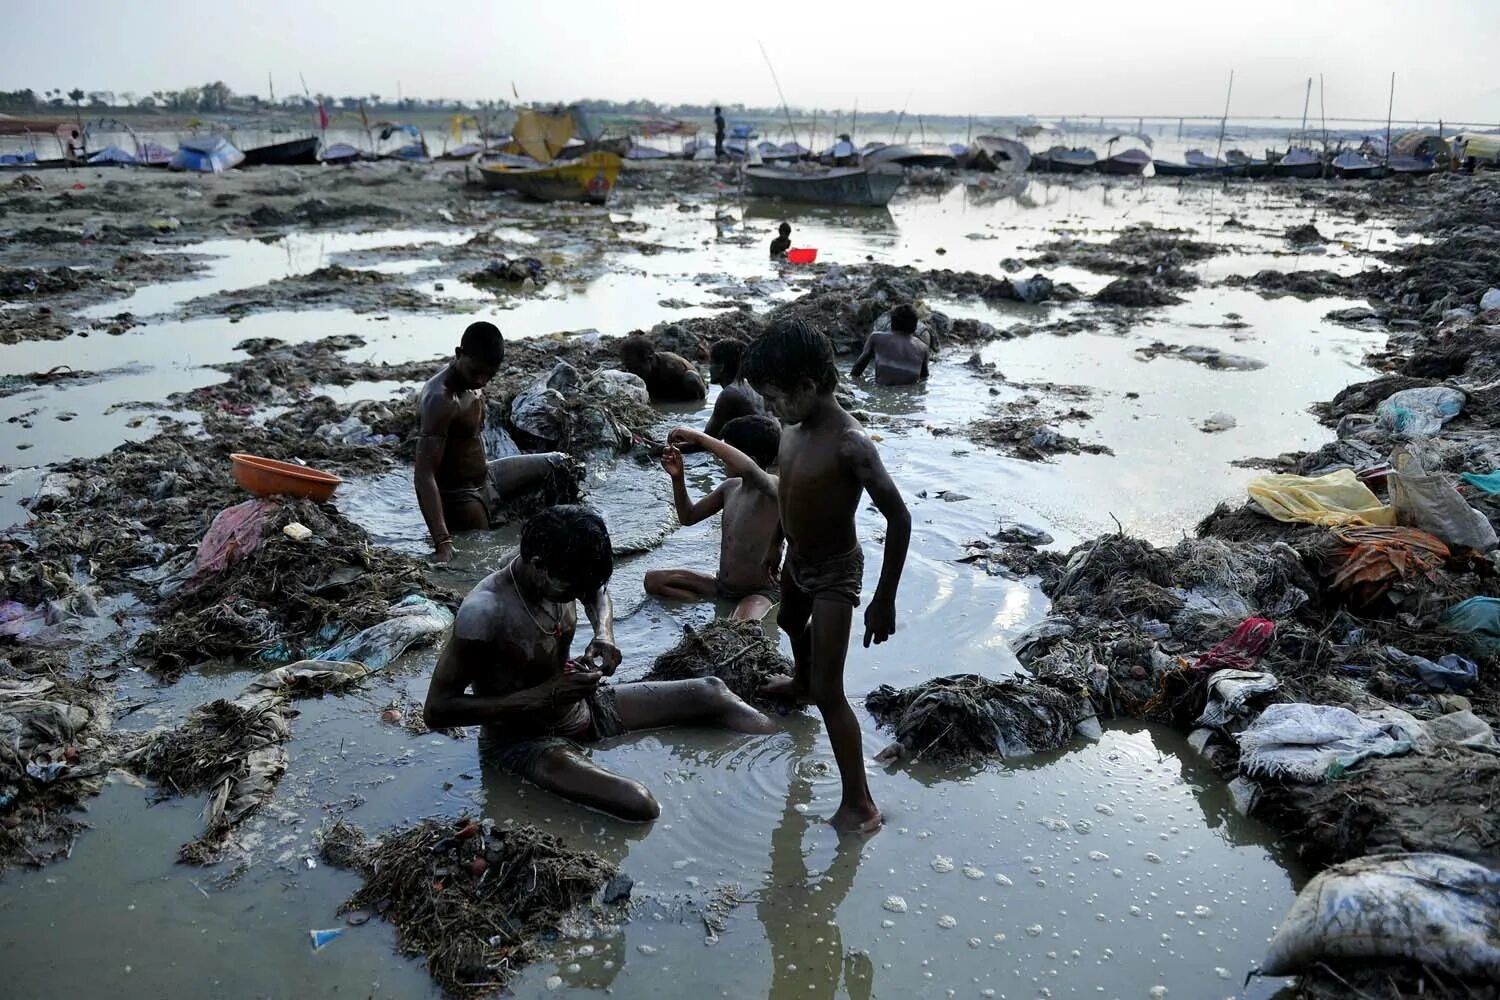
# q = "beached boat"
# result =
<box><xmin>862</xmin><ymin>142</ymin><xmax>958</xmax><ymax>170</ymax></box>
<box><xmin>1030</xmin><ymin>146</ymin><xmax>1097</xmax><ymax>173</ymax></box>
<box><xmin>1226</xmin><ymin>149</ymin><xmax>1271</xmax><ymax>179</ymax></box>
<box><xmin>437</xmin><ymin>142</ymin><xmax>484</xmax><ymax>161</ymax></box>
<box><xmin>627</xmin><ymin>142</ymin><xmax>672</xmax><ymax>160</ymax></box>
<box><xmin>1096</xmin><ymin>148</ymin><xmax>1150</xmax><ymax>175</ymax></box>
<box><xmin>1272</xmin><ymin>147</ymin><xmax>1324</xmax><ymax>179</ymax></box>
<box><xmin>744</xmin><ymin>165</ymin><xmax>904</xmax><ymax>207</ymax></box>
<box><xmin>240</xmin><ymin>135</ymin><xmax>319</xmax><ymax>167</ymax></box>
<box><xmin>319</xmin><ymin>142</ymin><xmax>363</xmax><ymax>165</ymax></box>
<box><xmin>479</xmin><ymin>150</ymin><xmax>622</xmax><ymax>204</ymax></box>
<box><xmin>169</xmin><ymin>135</ymin><xmax>244</xmax><ymax>173</ymax></box>
<box><xmin>754</xmin><ymin>141</ymin><xmax>800</xmax><ymax>163</ymax></box>
<box><xmin>1387</xmin><ymin>155</ymin><xmax>1438</xmax><ymax>178</ymax></box>
<box><xmin>967</xmin><ymin>135</ymin><xmax>1030</xmax><ymax>173</ymax></box>
<box><xmin>1153</xmin><ymin>149</ymin><xmax>1228</xmax><ymax>177</ymax></box>
<box><xmin>1330</xmin><ymin>149</ymin><xmax>1381</xmax><ymax>180</ymax></box>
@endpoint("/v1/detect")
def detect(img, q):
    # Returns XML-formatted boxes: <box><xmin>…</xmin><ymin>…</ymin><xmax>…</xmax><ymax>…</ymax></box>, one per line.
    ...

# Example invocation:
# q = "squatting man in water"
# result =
<box><xmin>423</xmin><ymin>505</ymin><xmax>774</xmax><ymax>821</ymax></box>
<box><xmin>413</xmin><ymin>321</ymin><xmax>571</xmax><ymax>564</ymax></box>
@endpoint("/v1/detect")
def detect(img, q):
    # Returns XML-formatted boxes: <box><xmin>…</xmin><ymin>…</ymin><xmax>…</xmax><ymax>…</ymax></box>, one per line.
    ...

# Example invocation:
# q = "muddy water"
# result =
<box><xmin>0</xmin><ymin>174</ymin><xmax>1399</xmax><ymax>999</ymax></box>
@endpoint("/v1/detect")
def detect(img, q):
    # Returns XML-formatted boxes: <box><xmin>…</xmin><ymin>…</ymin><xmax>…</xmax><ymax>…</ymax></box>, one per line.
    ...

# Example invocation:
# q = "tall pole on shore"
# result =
<box><xmin>1385</xmin><ymin>72</ymin><xmax>1395</xmax><ymax>166</ymax></box>
<box><xmin>756</xmin><ymin>41</ymin><xmax>800</xmax><ymax>151</ymax></box>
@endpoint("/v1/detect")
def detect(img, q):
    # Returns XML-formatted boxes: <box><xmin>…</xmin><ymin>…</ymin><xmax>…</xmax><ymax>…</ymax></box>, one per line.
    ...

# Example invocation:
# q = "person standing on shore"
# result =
<box><xmin>714</xmin><ymin>106</ymin><xmax>726</xmax><ymax>161</ymax></box>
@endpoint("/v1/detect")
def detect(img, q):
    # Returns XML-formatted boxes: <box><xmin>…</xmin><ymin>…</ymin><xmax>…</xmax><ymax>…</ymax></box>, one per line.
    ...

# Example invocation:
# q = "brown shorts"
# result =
<box><xmin>778</xmin><ymin>545</ymin><xmax>864</xmax><ymax>635</ymax></box>
<box><xmin>479</xmin><ymin>685</ymin><xmax>626</xmax><ymax>779</ymax></box>
<box><xmin>715</xmin><ymin>577</ymin><xmax>782</xmax><ymax>606</ymax></box>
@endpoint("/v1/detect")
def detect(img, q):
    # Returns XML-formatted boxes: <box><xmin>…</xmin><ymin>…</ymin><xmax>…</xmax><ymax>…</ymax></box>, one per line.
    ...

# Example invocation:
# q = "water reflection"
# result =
<box><xmin>760</xmin><ymin>725</ymin><xmax>873</xmax><ymax>1000</ymax></box>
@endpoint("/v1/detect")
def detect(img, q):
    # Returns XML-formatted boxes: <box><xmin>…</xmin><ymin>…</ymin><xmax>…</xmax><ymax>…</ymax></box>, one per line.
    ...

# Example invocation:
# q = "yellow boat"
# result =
<box><xmin>478</xmin><ymin>107</ymin><xmax>621</xmax><ymax>204</ymax></box>
<box><xmin>479</xmin><ymin>150</ymin><xmax>621</xmax><ymax>204</ymax></box>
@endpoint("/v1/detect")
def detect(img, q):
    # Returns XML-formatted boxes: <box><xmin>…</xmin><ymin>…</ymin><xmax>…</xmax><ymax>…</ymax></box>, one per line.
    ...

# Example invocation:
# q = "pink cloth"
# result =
<box><xmin>1192</xmin><ymin>617</ymin><xmax>1276</xmax><ymax>673</ymax></box>
<box><xmin>184</xmin><ymin>499</ymin><xmax>278</xmax><ymax>593</ymax></box>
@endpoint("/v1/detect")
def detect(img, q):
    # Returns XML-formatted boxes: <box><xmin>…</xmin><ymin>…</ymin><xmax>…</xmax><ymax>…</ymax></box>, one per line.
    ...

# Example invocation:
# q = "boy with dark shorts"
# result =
<box><xmin>741</xmin><ymin>319</ymin><xmax>912</xmax><ymax>832</ymax></box>
<box><xmin>650</xmin><ymin>415</ymin><xmax>784</xmax><ymax>621</ymax></box>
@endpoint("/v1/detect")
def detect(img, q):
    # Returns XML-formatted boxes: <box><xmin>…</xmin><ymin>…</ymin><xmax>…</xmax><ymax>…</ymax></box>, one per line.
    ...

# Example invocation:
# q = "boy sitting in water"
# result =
<box><xmin>770</xmin><ymin>221</ymin><xmax>792</xmax><ymax>259</ymax></box>
<box><xmin>649</xmin><ymin>415</ymin><xmax>784</xmax><ymax>621</ymax></box>
<box><xmin>620</xmin><ymin>333</ymin><xmax>707</xmax><ymax>403</ymax></box>
<box><xmin>849</xmin><ymin>304</ymin><xmax>930</xmax><ymax>386</ymax></box>
<box><xmin>741</xmin><ymin>318</ymin><xmax>912</xmax><ymax>832</ymax></box>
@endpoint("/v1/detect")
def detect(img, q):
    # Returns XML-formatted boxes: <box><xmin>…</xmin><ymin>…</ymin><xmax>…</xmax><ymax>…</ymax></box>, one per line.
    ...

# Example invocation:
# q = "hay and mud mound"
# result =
<box><xmin>1223</xmin><ymin>268</ymin><xmax>1354</xmax><ymax>299</ymax></box>
<box><xmin>865</xmin><ymin>674</ymin><xmax>1097</xmax><ymax>764</ymax></box>
<box><xmin>1358</xmin><ymin>230</ymin><xmax>1500</xmax><ymax>322</ymax></box>
<box><xmin>320</xmin><ymin>817</ymin><xmax>616</xmax><ymax>997</ymax></box>
<box><xmin>645</xmin><ymin>619</ymin><xmax>793</xmax><ymax>708</ymax></box>
<box><xmin>1092</xmin><ymin>276</ymin><xmax>1183</xmax><ymax>308</ymax></box>
<box><xmin>956</xmin><ymin>414</ymin><xmax>1113</xmax><ymax>461</ymax></box>
<box><xmin>134</xmin><ymin>498</ymin><xmax>455</xmax><ymax>674</ymax></box>
<box><xmin>1254</xmin><ymin>752</ymin><xmax>1500</xmax><ymax>867</ymax></box>
<box><xmin>1030</xmin><ymin>224</ymin><xmax>1220</xmax><ymax>288</ymax></box>
<box><xmin>1294</xmin><ymin>965</ymin><xmax>1499</xmax><ymax>1000</ymax></box>
<box><xmin>131</xmin><ymin>693</ymin><xmax>289</xmax><ymax>863</ymax></box>
<box><xmin>0</xmin><ymin>663</ymin><xmax>111</xmax><ymax>871</ymax></box>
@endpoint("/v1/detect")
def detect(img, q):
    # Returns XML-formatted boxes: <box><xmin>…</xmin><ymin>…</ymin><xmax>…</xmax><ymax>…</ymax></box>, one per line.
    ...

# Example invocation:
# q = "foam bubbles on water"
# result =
<box><xmin>883</xmin><ymin>895</ymin><xmax>909</xmax><ymax>913</ymax></box>
<box><xmin>962</xmin><ymin>866</ymin><xmax>985</xmax><ymax>880</ymax></box>
<box><xmin>994</xmin><ymin>873</ymin><xmax>1013</xmax><ymax>886</ymax></box>
<box><xmin>932</xmin><ymin>855</ymin><xmax>955</xmax><ymax>873</ymax></box>
<box><xmin>938</xmin><ymin>915</ymin><xmax>958</xmax><ymax>929</ymax></box>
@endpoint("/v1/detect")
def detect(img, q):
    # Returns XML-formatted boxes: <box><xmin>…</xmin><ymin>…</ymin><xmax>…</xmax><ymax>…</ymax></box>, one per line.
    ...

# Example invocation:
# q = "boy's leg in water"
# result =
<box><xmin>612</xmin><ymin>678</ymin><xmax>775</xmax><ymax>735</ymax></box>
<box><xmin>730</xmin><ymin>593</ymin><xmax>774</xmax><ymax>621</ymax></box>
<box><xmin>487</xmin><ymin>453</ymin><xmax>569</xmax><ymax>501</ymax></box>
<box><xmin>807</xmin><ymin>599</ymin><xmax>881</xmax><ymax>833</ymax></box>
<box><xmin>528</xmin><ymin>744</ymin><xmax>660</xmax><ymax>822</ymax></box>
<box><xmin>643</xmin><ymin>569</ymin><xmax>718</xmax><ymax>602</ymax></box>
<box><xmin>762</xmin><ymin>579</ymin><xmax>814</xmax><ymax>703</ymax></box>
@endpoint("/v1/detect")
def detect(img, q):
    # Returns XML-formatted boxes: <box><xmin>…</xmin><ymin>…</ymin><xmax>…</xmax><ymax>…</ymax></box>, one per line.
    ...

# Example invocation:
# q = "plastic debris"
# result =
<box><xmin>309</xmin><ymin>928</ymin><xmax>344</xmax><ymax>951</ymax></box>
<box><xmin>282</xmin><ymin>522</ymin><xmax>313</xmax><ymax>542</ymax></box>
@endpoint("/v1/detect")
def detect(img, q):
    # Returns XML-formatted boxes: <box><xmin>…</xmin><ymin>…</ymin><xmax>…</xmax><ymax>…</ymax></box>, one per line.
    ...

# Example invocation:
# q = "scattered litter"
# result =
<box><xmin>310</xmin><ymin>928</ymin><xmax>343</xmax><ymax>951</ymax></box>
<box><xmin>645</xmin><ymin>619</ymin><xmax>794</xmax><ymax>709</ymax></box>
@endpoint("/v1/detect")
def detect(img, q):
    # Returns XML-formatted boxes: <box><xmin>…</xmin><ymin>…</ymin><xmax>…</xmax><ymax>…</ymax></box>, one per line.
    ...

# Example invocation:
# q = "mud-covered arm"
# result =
<box><xmin>580</xmin><ymin>586</ymin><xmax>621</xmax><ymax>675</ymax></box>
<box><xmin>850</xmin><ymin>335</ymin><xmax>876</xmax><ymax>379</ymax></box>
<box><xmin>414</xmin><ymin>391</ymin><xmax>458</xmax><ymax>558</ymax></box>
<box><xmin>844</xmin><ymin>430</ymin><xmax>910</xmax><ymax>646</ymax></box>
<box><xmin>423</xmin><ymin>624</ymin><xmax>599</xmax><ymax>729</ymax></box>
<box><xmin>667</xmin><ymin>426</ymin><xmax>778</xmax><ymax>498</ymax></box>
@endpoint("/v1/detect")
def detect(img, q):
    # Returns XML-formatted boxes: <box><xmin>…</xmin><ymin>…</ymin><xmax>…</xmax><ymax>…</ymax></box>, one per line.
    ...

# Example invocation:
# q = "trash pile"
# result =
<box><xmin>645</xmin><ymin>619</ymin><xmax>794</xmax><ymax>708</ymax></box>
<box><xmin>0</xmin><ymin>659</ymin><xmax>110</xmax><ymax>870</ymax></box>
<box><xmin>462</xmin><ymin>255</ymin><xmax>547</xmax><ymax>290</ymax></box>
<box><xmin>134</xmin><ymin>496</ymin><xmax>455</xmax><ymax>673</ymax></box>
<box><xmin>1032</xmin><ymin>223</ymin><xmax>1221</xmax><ymax>290</ymax></box>
<box><xmin>319</xmin><ymin>816</ymin><xmax>618</xmax><ymax>997</ymax></box>
<box><xmin>124</xmin><ymin>660</ymin><xmax>371</xmax><ymax>864</ymax></box>
<box><xmin>1011</xmin><ymin>176</ymin><xmax>1500</xmax><ymax>996</ymax></box>
<box><xmin>506</xmin><ymin>362</ymin><xmax>657</xmax><ymax>456</ymax></box>
<box><xmin>865</xmin><ymin>673</ymin><xmax>1100</xmax><ymax>764</ymax></box>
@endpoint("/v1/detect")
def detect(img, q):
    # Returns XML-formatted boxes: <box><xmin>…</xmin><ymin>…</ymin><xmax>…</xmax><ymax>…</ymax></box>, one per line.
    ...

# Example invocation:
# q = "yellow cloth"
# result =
<box><xmin>1247</xmin><ymin>470</ymin><xmax>1396</xmax><ymax>527</ymax></box>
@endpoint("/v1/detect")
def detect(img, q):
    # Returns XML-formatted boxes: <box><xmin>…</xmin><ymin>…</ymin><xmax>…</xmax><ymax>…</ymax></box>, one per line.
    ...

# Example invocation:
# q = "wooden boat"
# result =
<box><xmin>743</xmin><ymin>165</ymin><xmax>904</xmax><ymax>207</ymax></box>
<box><xmin>438</xmin><ymin>142</ymin><xmax>484</xmax><ymax>161</ymax></box>
<box><xmin>240</xmin><ymin>135</ymin><xmax>319</xmax><ymax>167</ymax></box>
<box><xmin>1029</xmin><ymin>146</ymin><xmax>1097</xmax><ymax>173</ymax></box>
<box><xmin>862</xmin><ymin>142</ymin><xmax>958</xmax><ymax>170</ymax></box>
<box><xmin>967</xmin><ymin>135</ymin><xmax>1030</xmax><ymax>173</ymax></box>
<box><xmin>1330</xmin><ymin>150</ymin><xmax>1381</xmax><ymax>179</ymax></box>
<box><xmin>319</xmin><ymin>142</ymin><xmax>363</xmax><ymax>165</ymax></box>
<box><xmin>479</xmin><ymin>150</ymin><xmax>622</xmax><ymax>204</ymax></box>
<box><xmin>87</xmin><ymin>145</ymin><xmax>140</xmax><ymax>166</ymax></box>
<box><xmin>1387</xmin><ymin>155</ymin><xmax>1438</xmax><ymax>178</ymax></box>
<box><xmin>0</xmin><ymin>155</ymin><xmax>71</xmax><ymax>171</ymax></box>
<box><xmin>1096</xmin><ymin>148</ymin><xmax>1150</xmax><ymax>175</ymax></box>
<box><xmin>1272</xmin><ymin>147</ymin><xmax>1324</xmax><ymax>179</ymax></box>
<box><xmin>1226</xmin><ymin>149</ymin><xmax>1271</xmax><ymax>179</ymax></box>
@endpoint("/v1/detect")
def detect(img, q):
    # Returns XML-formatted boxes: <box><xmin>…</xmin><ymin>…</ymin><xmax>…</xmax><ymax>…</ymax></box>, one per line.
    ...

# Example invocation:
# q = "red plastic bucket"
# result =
<box><xmin>787</xmin><ymin>247</ymin><xmax>818</xmax><ymax>264</ymax></box>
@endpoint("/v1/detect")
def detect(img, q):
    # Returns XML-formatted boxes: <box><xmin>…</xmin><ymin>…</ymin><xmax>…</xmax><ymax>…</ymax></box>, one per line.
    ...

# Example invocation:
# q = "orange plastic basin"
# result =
<box><xmin>231</xmin><ymin>453</ymin><xmax>342</xmax><ymax>501</ymax></box>
<box><xmin>787</xmin><ymin>247</ymin><xmax>818</xmax><ymax>264</ymax></box>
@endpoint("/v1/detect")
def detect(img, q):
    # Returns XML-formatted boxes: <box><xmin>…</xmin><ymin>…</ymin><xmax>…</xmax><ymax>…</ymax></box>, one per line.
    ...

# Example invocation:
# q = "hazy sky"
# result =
<box><xmin>6</xmin><ymin>0</ymin><xmax>1498</xmax><ymax>124</ymax></box>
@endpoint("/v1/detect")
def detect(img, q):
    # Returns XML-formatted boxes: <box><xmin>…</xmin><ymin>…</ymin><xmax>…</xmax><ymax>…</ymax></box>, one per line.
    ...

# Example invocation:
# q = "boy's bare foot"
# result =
<box><xmin>829</xmin><ymin>802</ymin><xmax>883</xmax><ymax>834</ymax></box>
<box><xmin>759</xmin><ymin>674</ymin><xmax>815</xmax><ymax>706</ymax></box>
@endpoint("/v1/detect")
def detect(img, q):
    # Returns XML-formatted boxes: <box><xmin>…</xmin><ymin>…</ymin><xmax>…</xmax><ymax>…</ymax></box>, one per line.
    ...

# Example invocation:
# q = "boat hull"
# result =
<box><xmin>241</xmin><ymin>136</ymin><xmax>319</xmax><ymax>167</ymax></box>
<box><xmin>1097</xmin><ymin>155</ymin><xmax>1148</xmax><ymax>176</ymax></box>
<box><xmin>479</xmin><ymin>151</ymin><xmax>622</xmax><ymax>204</ymax></box>
<box><xmin>1030</xmin><ymin>152</ymin><xmax>1096</xmax><ymax>174</ymax></box>
<box><xmin>743</xmin><ymin>166</ymin><xmax>903</xmax><ymax>207</ymax></box>
<box><xmin>1271</xmin><ymin>160</ymin><xmax>1324</xmax><ymax>179</ymax></box>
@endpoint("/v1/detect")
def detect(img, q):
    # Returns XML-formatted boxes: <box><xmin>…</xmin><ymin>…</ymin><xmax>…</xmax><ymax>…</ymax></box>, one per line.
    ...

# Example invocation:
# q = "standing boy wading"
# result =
<box><xmin>740</xmin><ymin>319</ymin><xmax>912</xmax><ymax>833</ymax></box>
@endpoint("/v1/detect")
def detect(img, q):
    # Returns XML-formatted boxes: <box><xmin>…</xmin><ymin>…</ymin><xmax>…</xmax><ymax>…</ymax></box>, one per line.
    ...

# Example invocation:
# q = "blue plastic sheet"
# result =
<box><xmin>1440</xmin><ymin>596</ymin><xmax>1500</xmax><ymax>645</ymax></box>
<box><xmin>1460</xmin><ymin>471</ymin><xmax>1500</xmax><ymax>494</ymax></box>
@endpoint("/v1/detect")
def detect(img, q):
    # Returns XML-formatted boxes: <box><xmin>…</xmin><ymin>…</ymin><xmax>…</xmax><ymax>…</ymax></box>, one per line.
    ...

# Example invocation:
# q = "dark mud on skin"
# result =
<box><xmin>2</xmin><ymin>164</ymin><xmax>1473</xmax><ymax>999</ymax></box>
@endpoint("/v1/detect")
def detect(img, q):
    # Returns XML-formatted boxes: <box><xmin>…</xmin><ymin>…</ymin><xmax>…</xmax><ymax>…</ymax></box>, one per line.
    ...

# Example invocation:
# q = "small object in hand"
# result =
<box><xmin>468</xmin><ymin>857</ymin><xmax>488</xmax><ymax>876</ymax></box>
<box><xmin>283</xmin><ymin>522</ymin><xmax>313</xmax><ymax>542</ymax></box>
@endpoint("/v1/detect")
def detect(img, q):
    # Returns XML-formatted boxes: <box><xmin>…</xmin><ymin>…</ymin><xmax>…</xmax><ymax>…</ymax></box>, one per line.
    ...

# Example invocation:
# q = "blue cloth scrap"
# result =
<box><xmin>1460</xmin><ymin>471</ymin><xmax>1500</xmax><ymax>494</ymax></box>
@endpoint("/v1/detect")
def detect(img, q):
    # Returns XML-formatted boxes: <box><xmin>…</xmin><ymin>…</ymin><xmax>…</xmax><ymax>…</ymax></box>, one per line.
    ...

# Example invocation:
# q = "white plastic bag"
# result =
<box><xmin>1261</xmin><ymin>852</ymin><xmax>1500</xmax><ymax>978</ymax></box>
<box><xmin>1388</xmin><ymin>446</ymin><xmax>1498</xmax><ymax>551</ymax></box>
<box><xmin>1375</xmin><ymin>386</ymin><xmax>1464</xmax><ymax>437</ymax></box>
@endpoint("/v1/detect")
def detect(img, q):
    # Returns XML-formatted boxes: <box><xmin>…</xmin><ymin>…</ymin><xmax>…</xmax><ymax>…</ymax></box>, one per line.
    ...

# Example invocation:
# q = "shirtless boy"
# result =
<box><xmin>424</xmin><ymin>505</ymin><xmax>774</xmax><ymax>821</ymax></box>
<box><xmin>770</xmin><ymin>222</ymin><xmax>792</xmax><ymax>259</ymax></box>
<box><xmin>414</xmin><ymin>322</ymin><xmax>570</xmax><ymax>563</ymax></box>
<box><xmin>620</xmin><ymin>333</ymin><xmax>707</xmax><ymax>403</ymax></box>
<box><xmin>742</xmin><ymin>319</ymin><xmax>912</xmax><ymax>832</ymax></box>
<box><xmin>849</xmin><ymin>304</ymin><xmax>929</xmax><ymax>386</ymax></box>
<box><xmin>699</xmin><ymin>339</ymin><xmax>765</xmax><ymax>440</ymax></box>
<box><xmin>647</xmin><ymin>415</ymin><xmax>784</xmax><ymax>621</ymax></box>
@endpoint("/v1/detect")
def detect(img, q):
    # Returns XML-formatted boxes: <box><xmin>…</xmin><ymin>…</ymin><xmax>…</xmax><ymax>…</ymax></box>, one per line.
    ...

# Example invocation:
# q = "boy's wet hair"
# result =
<box><xmin>722</xmin><ymin>415</ymin><xmax>781</xmax><ymax>470</ymax></box>
<box><xmin>890</xmin><ymin>304</ymin><xmax>918</xmax><ymax>334</ymax></box>
<box><xmin>520</xmin><ymin>505</ymin><xmax>613</xmax><ymax>591</ymax></box>
<box><xmin>709</xmin><ymin>339</ymin><xmax>744</xmax><ymax>370</ymax></box>
<box><xmin>743</xmin><ymin>318</ymin><xmax>838</xmax><ymax>394</ymax></box>
<box><xmin>620</xmin><ymin>334</ymin><xmax>655</xmax><ymax>365</ymax></box>
<box><xmin>460</xmin><ymin>321</ymin><xmax>504</xmax><ymax>364</ymax></box>
<box><xmin>777</xmin><ymin>222</ymin><xmax>791</xmax><ymax>235</ymax></box>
